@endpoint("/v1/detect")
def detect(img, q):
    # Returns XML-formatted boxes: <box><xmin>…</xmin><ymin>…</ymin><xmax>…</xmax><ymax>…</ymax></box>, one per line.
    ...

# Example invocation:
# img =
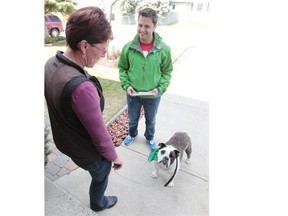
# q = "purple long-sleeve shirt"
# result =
<box><xmin>71</xmin><ymin>81</ymin><xmax>117</xmax><ymax>161</ymax></box>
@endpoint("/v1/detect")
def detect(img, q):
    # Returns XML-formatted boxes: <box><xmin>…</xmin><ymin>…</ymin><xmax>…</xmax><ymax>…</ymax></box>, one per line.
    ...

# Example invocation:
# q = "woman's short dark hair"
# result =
<box><xmin>65</xmin><ymin>6</ymin><xmax>112</xmax><ymax>50</ymax></box>
<box><xmin>138</xmin><ymin>8</ymin><xmax>158</xmax><ymax>25</ymax></box>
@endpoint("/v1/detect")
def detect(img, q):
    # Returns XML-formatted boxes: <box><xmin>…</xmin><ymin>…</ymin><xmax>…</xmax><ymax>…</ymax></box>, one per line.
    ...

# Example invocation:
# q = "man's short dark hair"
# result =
<box><xmin>138</xmin><ymin>8</ymin><xmax>158</xmax><ymax>25</ymax></box>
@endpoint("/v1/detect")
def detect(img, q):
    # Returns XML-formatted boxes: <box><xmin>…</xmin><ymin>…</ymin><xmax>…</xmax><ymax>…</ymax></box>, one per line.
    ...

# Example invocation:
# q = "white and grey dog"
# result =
<box><xmin>151</xmin><ymin>132</ymin><xmax>192</xmax><ymax>187</ymax></box>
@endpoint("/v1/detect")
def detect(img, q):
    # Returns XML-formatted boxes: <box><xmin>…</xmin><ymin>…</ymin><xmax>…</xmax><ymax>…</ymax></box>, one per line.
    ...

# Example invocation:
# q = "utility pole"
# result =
<box><xmin>107</xmin><ymin>0</ymin><xmax>120</xmax><ymax>23</ymax></box>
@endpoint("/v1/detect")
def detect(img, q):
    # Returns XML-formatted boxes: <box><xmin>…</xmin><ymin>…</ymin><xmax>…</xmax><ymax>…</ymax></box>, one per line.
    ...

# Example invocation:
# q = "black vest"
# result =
<box><xmin>45</xmin><ymin>51</ymin><xmax>105</xmax><ymax>161</ymax></box>
<box><xmin>56</xmin><ymin>51</ymin><xmax>105</xmax><ymax>123</ymax></box>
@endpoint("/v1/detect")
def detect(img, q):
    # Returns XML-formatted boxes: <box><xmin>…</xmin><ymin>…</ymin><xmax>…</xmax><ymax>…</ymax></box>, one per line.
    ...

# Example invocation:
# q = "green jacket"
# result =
<box><xmin>118</xmin><ymin>32</ymin><xmax>173</xmax><ymax>96</ymax></box>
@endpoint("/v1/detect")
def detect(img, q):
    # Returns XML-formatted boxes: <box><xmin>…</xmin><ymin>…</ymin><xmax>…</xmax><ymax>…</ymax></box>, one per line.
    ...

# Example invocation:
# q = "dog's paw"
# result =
<box><xmin>167</xmin><ymin>181</ymin><xmax>175</xmax><ymax>188</ymax></box>
<box><xmin>151</xmin><ymin>171</ymin><xmax>158</xmax><ymax>179</ymax></box>
<box><xmin>185</xmin><ymin>158</ymin><xmax>191</xmax><ymax>164</ymax></box>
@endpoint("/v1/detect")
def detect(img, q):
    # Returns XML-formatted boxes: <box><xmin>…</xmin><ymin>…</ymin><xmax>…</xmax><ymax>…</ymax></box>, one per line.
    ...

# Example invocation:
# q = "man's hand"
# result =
<box><xmin>127</xmin><ymin>86</ymin><xmax>137</xmax><ymax>96</ymax></box>
<box><xmin>149</xmin><ymin>88</ymin><xmax>159</xmax><ymax>97</ymax></box>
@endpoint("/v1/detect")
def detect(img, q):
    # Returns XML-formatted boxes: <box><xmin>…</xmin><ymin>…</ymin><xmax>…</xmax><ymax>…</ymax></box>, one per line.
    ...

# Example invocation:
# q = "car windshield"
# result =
<box><xmin>49</xmin><ymin>15</ymin><xmax>61</xmax><ymax>22</ymax></box>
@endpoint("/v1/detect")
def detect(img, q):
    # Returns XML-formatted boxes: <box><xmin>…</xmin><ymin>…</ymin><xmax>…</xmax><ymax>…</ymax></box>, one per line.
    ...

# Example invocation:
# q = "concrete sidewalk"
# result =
<box><xmin>45</xmin><ymin>93</ymin><xmax>209</xmax><ymax>216</ymax></box>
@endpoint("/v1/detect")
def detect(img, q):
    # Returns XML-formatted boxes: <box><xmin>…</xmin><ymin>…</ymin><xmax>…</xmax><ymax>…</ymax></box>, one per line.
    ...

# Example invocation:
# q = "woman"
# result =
<box><xmin>45</xmin><ymin>6</ymin><xmax>123</xmax><ymax>212</ymax></box>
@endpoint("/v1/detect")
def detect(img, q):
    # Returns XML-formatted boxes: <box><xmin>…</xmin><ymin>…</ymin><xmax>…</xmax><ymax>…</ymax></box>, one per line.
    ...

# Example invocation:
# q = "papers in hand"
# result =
<box><xmin>132</xmin><ymin>91</ymin><xmax>154</xmax><ymax>96</ymax></box>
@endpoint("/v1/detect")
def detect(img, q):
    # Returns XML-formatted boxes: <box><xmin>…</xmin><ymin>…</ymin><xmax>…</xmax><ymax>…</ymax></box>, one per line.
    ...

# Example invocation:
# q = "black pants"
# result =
<box><xmin>72</xmin><ymin>158</ymin><xmax>112</xmax><ymax>211</ymax></box>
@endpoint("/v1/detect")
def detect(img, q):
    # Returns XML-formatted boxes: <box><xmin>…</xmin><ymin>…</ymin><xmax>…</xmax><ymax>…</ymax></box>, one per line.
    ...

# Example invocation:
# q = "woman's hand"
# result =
<box><xmin>113</xmin><ymin>156</ymin><xmax>123</xmax><ymax>170</ymax></box>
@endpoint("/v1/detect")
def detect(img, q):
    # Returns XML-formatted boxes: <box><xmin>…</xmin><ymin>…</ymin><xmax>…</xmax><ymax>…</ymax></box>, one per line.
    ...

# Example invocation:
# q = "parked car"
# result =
<box><xmin>45</xmin><ymin>14</ymin><xmax>64</xmax><ymax>37</ymax></box>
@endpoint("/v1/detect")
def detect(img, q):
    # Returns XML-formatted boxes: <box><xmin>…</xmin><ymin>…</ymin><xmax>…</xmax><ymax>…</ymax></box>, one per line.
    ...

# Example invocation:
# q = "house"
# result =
<box><xmin>171</xmin><ymin>0</ymin><xmax>210</xmax><ymax>21</ymax></box>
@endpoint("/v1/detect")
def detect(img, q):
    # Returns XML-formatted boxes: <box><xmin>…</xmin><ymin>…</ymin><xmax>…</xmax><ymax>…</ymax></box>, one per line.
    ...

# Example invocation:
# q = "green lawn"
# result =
<box><xmin>97</xmin><ymin>77</ymin><xmax>126</xmax><ymax>123</ymax></box>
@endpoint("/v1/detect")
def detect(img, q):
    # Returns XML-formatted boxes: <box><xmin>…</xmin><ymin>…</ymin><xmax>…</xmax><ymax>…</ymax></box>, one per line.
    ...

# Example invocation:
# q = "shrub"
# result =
<box><xmin>44</xmin><ymin>125</ymin><xmax>52</xmax><ymax>166</ymax></box>
<box><xmin>45</xmin><ymin>36</ymin><xmax>66</xmax><ymax>44</ymax></box>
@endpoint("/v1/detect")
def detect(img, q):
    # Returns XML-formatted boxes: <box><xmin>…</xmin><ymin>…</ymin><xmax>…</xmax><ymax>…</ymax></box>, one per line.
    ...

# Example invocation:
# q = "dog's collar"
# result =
<box><xmin>148</xmin><ymin>148</ymin><xmax>159</xmax><ymax>162</ymax></box>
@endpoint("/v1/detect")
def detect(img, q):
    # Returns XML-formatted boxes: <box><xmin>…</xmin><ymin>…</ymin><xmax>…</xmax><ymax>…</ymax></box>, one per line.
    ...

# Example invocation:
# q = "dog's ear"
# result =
<box><xmin>169</xmin><ymin>149</ymin><xmax>180</xmax><ymax>160</ymax></box>
<box><xmin>158</xmin><ymin>143</ymin><xmax>166</xmax><ymax>149</ymax></box>
<box><xmin>173</xmin><ymin>149</ymin><xmax>180</xmax><ymax>158</ymax></box>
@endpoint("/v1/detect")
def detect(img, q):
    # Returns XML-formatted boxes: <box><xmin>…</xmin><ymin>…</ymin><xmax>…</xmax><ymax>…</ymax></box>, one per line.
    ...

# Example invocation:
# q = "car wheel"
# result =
<box><xmin>50</xmin><ymin>28</ymin><xmax>60</xmax><ymax>37</ymax></box>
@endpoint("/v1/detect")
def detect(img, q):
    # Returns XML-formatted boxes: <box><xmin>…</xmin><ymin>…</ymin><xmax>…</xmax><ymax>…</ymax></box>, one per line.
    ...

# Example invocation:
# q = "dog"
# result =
<box><xmin>151</xmin><ymin>132</ymin><xmax>192</xmax><ymax>188</ymax></box>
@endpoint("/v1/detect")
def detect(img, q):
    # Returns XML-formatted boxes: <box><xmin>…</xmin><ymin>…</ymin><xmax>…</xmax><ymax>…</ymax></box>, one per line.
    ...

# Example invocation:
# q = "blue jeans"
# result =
<box><xmin>126</xmin><ymin>94</ymin><xmax>161</xmax><ymax>140</ymax></box>
<box><xmin>72</xmin><ymin>158</ymin><xmax>112</xmax><ymax>211</ymax></box>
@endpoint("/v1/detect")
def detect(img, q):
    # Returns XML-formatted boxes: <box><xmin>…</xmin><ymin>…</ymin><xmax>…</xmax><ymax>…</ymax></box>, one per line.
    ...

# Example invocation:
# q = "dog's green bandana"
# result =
<box><xmin>148</xmin><ymin>148</ymin><xmax>159</xmax><ymax>162</ymax></box>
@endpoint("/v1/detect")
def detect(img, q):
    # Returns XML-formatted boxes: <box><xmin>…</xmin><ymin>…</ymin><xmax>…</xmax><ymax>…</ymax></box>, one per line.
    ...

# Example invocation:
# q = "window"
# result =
<box><xmin>196</xmin><ymin>3</ymin><xmax>204</xmax><ymax>11</ymax></box>
<box><xmin>49</xmin><ymin>15</ymin><xmax>61</xmax><ymax>22</ymax></box>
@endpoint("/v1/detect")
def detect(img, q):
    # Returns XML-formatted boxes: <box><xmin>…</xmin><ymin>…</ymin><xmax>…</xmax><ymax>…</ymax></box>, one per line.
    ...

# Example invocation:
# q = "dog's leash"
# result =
<box><xmin>164</xmin><ymin>158</ymin><xmax>178</xmax><ymax>187</ymax></box>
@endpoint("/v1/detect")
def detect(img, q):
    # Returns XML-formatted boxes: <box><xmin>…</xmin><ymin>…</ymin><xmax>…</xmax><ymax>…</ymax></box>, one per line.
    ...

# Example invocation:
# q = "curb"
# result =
<box><xmin>106</xmin><ymin>105</ymin><xmax>127</xmax><ymax>128</ymax></box>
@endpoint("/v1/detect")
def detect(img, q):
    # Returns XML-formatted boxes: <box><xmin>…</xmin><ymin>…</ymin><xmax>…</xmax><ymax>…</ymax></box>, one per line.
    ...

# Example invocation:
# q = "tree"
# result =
<box><xmin>44</xmin><ymin>0</ymin><xmax>77</xmax><ymax>14</ymax></box>
<box><xmin>119</xmin><ymin>0</ymin><xmax>139</xmax><ymax>16</ymax></box>
<box><xmin>119</xmin><ymin>0</ymin><xmax>172</xmax><ymax>17</ymax></box>
<box><xmin>107</xmin><ymin>0</ymin><xmax>120</xmax><ymax>23</ymax></box>
<box><xmin>136</xmin><ymin>0</ymin><xmax>171</xmax><ymax>16</ymax></box>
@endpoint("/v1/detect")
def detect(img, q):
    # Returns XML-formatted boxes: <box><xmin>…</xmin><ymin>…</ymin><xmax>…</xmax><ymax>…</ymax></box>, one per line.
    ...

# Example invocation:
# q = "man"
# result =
<box><xmin>118</xmin><ymin>7</ymin><xmax>173</xmax><ymax>150</ymax></box>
